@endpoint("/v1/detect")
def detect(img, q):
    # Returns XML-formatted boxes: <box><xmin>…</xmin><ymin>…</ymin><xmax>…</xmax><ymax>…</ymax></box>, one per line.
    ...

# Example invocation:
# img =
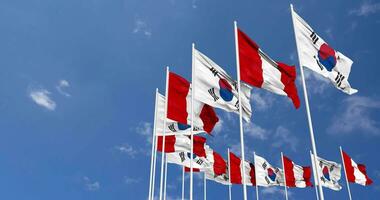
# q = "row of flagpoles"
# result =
<box><xmin>147</xmin><ymin>4</ymin><xmax>371</xmax><ymax>200</ymax></box>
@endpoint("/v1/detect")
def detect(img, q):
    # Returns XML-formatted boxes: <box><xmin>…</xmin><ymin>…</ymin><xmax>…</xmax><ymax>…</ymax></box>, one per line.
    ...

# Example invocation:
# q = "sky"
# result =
<box><xmin>0</xmin><ymin>0</ymin><xmax>379</xmax><ymax>199</ymax></box>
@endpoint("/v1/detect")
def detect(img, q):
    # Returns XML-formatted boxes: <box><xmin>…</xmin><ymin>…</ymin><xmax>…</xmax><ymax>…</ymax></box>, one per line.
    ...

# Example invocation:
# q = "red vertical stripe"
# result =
<box><xmin>342</xmin><ymin>151</ymin><xmax>356</xmax><ymax>183</ymax></box>
<box><xmin>193</xmin><ymin>135</ymin><xmax>207</xmax><ymax>157</ymax></box>
<box><xmin>156</xmin><ymin>135</ymin><xmax>176</xmax><ymax>153</ymax></box>
<box><xmin>199</xmin><ymin>104</ymin><xmax>219</xmax><ymax>134</ymax></box>
<box><xmin>357</xmin><ymin>164</ymin><xmax>373</xmax><ymax>185</ymax></box>
<box><xmin>278</xmin><ymin>62</ymin><xmax>301</xmax><ymax>109</ymax></box>
<box><xmin>229</xmin><ymin>152</ymin><xmax>242</xmax><ymax>184</ymax></box>
<box><xmin>237</xmin><ymin>28</ymin><xmax>264</xmax><ymax>88</ymax></box>
<box><xmin>302</xmin><ymin>166</ymin><xmax>313</xmax><ymax>187</ymax></box>
<box><xmin>167</xmin><ymin>72</ymin><xmax>190</xmax><ymax>124</ymax></box>
<box><xmin>185</xmin><ymin>167</ymin><xmax>200</xmax><ymax>172</ymax></box>
<box><xmin>283</xmin><ymin>155</ymin><xmax>296</xmax><ymax>187</ymax></box>
<box><xmin>249</xmin><ymin>163</ymin><xmax>256</xmax><ymax>186</ymax></box>
<box><xmin>213</xmin><ymin>151</ymin><xmax>227</xmax><ymax>176</ymax></box>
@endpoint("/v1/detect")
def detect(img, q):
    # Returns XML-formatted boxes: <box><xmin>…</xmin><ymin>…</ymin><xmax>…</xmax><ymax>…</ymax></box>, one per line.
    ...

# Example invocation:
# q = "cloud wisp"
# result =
<box><xmin>132</xmin><ymin>19</ymin><xmax>152</xmax><ymax>38</ymax></box>
<box><xmin>350</xmin><ymin>1</ymin><xmax>380</xmax><ymax>16</ymax></box>
<box><xmin>29</xmin><ymin>88</ymin><xmax>56</xmax><ymax>111</ymax></box>
<box><xmin>83</xmin><ymin>176</ymin><xmax>100</xmax><ymax>191</ymax></box>
<box><xmin>56</xmin><ymin>79</ymin><xmax>71</xmax><ymax>97</ymax></box>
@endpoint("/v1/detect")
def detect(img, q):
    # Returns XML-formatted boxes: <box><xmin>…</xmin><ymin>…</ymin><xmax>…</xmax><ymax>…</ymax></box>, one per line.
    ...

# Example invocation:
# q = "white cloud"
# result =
<box><xmin>261</xmin><ymin>187</ymin><xmax>292</xmax><ymax>198</ymax></box>
<box><xmin>56</xmin><ymin>79</ymin><xmax>71</xmax><ymax>97</ymax></box>
<box><xmin>244</xmin><ymin>122</ymin><xmax>269</xmax><ymax>140</ymax></box>
<box><xmin>83</xmin><ymin>176</ymin><xmax>100</xmax><ymax>191</ymax></box>
<box><xmin>133</xmin><ymin>19</ymin><xmax>152</xmax><ymax>37</ymax></box>
<box><xmin>324</xmin><ymin>28</ymin><xmax>334</xmax><ymax>40</ymax></box>
<box><xmin>272</xmin><ymin>126</ymin><xmax>298</xmax><ymax>152</ymax></box>
<box><xmin>212</xmin><ymin>118</ymin><xmax>223</xmax><ymax>135</ymax></box>
<box><xmin>29</xmin><ymin>88</ymin><xmax>56</xmax><ymax>111</ymax></box>
<box><xmin>301</xmin><ymin>69</ymin><xmax>330</xmax><ymax>95</ymax></box>
<box><xmin>251</xmin><ymin>92</ymin><xmax>275</xmax><ymax>111</ymax></box>
<box><xmin>328</xmin><ymin>96</ymin><xmax>380</xmax><ymax>135</ymax></box>
<box><xmin>350</xmin><ymin>1</ymin><xmax>380</xmax><ymax>16</ymax></box>
<box><xmin>114</xmin><ymin>143</ymin><xmax>138</xmax><ymax>158</ymax></box>
<box><xmin>124</xmin><ymin>177</ymin><xmax>141</xmax><ymax>184</ymax></box>
<box><xmin>136</xmin><ymin>122</ymin><xmax>153</xmax><ymax>143</ymax></box>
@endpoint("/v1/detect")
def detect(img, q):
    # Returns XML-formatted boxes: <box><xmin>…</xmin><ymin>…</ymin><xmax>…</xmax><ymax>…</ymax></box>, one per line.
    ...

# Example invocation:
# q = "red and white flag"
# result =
<box><xmin>237</xmin><ymin>28</ymin><xmax>300</xmax><ymax>109</ymax></box>
<box><xmin>229</xmin><ymin>152</ymin><xmax>256</xmax><ymax>186</ymax></box>
<box><xmin>204</xmin><ymin>151</ymin><xmax>230</xmax><ymax>185</ymax></box>
<box><xmin>193</xmin><ymin>48</ymin><xmax>252</xmax><ymax>122</ymax></box>
<box><xmin>167</xmin><ymin>72</ymin><xmax>219</xmax><ymax>134</ymax></box>
<box><xmin>185</xmin><ymin>167</ymin><xmax>201</xmax><ymax>172</ymax></box>
<box><xmin>342</xmin><ymin>150</ymin><xmax>373</xmax><ymax>186</ymax></box>
<box><xmin>255</xmin><ymin>154</ymin><xmax>285</xmax><ymax>187</ymax></box>
<box><xmin>283</xmin><ymin>155</ymin><xmax>312</xmax><ymax>188</ymax></box>
<box><xmin>156</xmin><ymin>135</ymin><xmax>208</xmax><ymax>157</ymax></box>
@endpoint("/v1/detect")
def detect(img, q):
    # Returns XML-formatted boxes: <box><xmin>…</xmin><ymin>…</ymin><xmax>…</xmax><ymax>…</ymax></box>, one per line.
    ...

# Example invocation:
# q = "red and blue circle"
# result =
<box><xmin>218</xmin><ymin>79</ymin><xmax>234</xmax><ymax>102</ymax></box>
<box><xmin>267</xmin><ymin>168</ymin><xmax>277</xmax><ymax>182</ymax></box>
<box><xmin>177</xmin><ymin>122</ymin><xmax>190</xmax><ymax>131</ymax></box>
<box><xmin>317</xmin><ymin>43</ymin><xmax>337</xmax><ymax>71</ymax></box>
<box><xmin>322</xmin><ymin>166</ymin><xmax>331</xmax><ymax>181</ymax></box>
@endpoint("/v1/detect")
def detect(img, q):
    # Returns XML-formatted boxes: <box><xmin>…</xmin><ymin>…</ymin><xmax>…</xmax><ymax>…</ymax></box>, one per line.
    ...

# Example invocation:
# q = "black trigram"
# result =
<box><xmin>196</xmin><ymin>159</ymin><xmax>203</xmax><ymax>165</ymax></box>
<box><xmin>193</xmin><ymin>126</ymin><xmax>201</xmax><ymax>131</ymax></box>
<box><xmin>234</xmin><ymin>100</ymin><xmax>239</xmax><ymax>110</ymax></box>
<box><xmin>265</xmin><ymin>177</ymin><xmax>271</xmax><ymax>184</ymax></box>
<box><xmin>168</xmin><ymin>124</ymin><xmax>176</xmax><ymax>132</ymax></box>
<box><xmin>208</xmin><ymin>88</ymin><xmax>219</xmax><ymax>101</ymax></box>
<box><xmin>209</xmin><ymin>67</ymin><xmax>219</xmax><ymax>76</ymax></box>
<box><xmin>310</xmin><ymin>32</ymin><xmax>319</xmax><ymax>44</ymax></box>
<box><xmin>335</xmin><ymin>72</ymin><xmax>345</xmax><ymax>88</ymax></box>
<box><xmin>179</xmin><ymin>152</ymin><xmax>186</xmax><ymax>162</ymax></box>
<box><xmin>262</xmin><ymin>162</ymin><xmax>267</xmax><ymax>169</ymax></box>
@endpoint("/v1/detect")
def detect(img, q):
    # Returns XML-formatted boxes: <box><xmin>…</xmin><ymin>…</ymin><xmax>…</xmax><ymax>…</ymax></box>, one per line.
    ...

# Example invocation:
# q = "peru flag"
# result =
<box><xmin>237</xmin><ymin>28</ymin><xmax>300</xmax><ymax>109</ymax></box>
<box><xmin>204</xmin><ymin>151</ymin><xmax>230</xmax><ymax>185</ymax></box>
<box><xmin>283</xmin><ymin>155</ymin><xmax>312</xmax><ymax>188</ymax></box>
<box><xmin>193</xmin><ymin>48</ymin><xmax>252</xmax><ymax>122</ymax></box>
<box><xmin>229</xmin><ymin>152</ymin><xmax>256</xmax><ymax>186</ymax></box>
<box><xmin>168</xmin><ymin>72</ymin><xmax>219</xmax><ymax>134</ymax></box>
<box><xmin>156</xmin><ymin>135</ymin><xmax>207</xmax><ymax>157</ymax></box>
<box><xmin>342</xmin><ymin>150</ymin><xmax>373</xmax><ymax>186</ymax></box>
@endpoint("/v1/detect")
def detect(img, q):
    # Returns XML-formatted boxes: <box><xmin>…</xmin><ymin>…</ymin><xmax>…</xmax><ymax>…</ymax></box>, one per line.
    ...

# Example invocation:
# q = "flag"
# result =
<box><xmin>167</xmin><ymin>72</ymin><xmax>219</xmax><ymax>134</ymax></box>
<box><xmin>237</xmin><ymin>28</ymin><xmax>301</xmax><ymax>108</ymax></box>
<box><xmin>193</xmin><ymin>48</ymin><xmax>252</xmax><ymax>122</ymax></box>
<box><xmin>204</xmin><ymin>151</ymin><xmax>230</xmax><ymax>185</ymax></box>
<box><xmin>291</xmin><ymin>8</ymin><xmax>357</xmax><ymax>95</ymax></box>
<box><xmin>155</xmin><ymin>93</ymin><xmax>204</xmax><ymax>136</ymax></box>
<box><xmin>185</xmin><ymin>167</ymin><xmax>201</xmax><ymax>172</ymax></box>
<box><xmin>166</xmin><ymin>147</ymin><xmax>213</xmax><ymax>170</ymax></box>
<box><xmin>255</xmin><ymin>154</ymin><xmax>284</xmax><ymax>187</ymax></box>
<box><xmin>311</xmin><ymin>154</ymin><xmax>342</xmax><ymax>191</ymax></box>
<box><xmin>157</xmin><ymin>135</ymin><xmax>208</xmax><ymax>157</ymax></box>
<box><xmin>342</xmin><ymin>150</ymin><xmax>373</xmax><ymax>186</ymax></box>
<box><xmin>283</xmin><ymin>155</ymin><xmax>312</xmax><ymax>188</ymax></box>
<box><xmin>229</xmin><ymin>152</ymin><xmax>256</xmax><ymax>186</ymax></box>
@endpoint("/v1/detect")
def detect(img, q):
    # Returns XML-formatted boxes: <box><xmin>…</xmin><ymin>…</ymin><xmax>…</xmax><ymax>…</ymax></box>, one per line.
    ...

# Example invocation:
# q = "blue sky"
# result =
<box><xmin>0</xmin><ymin>0</ymin><xmax>379</xmax><ymax>199</ymax></box>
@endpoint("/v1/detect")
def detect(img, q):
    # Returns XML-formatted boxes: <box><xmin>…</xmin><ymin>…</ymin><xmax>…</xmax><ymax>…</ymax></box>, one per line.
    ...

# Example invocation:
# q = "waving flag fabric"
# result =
<box><xmin>156</xmin><ymin>135</ymin><xmax>207</xmax><ymax>157</ymax></box>
<box><xmin>229</xmin><ymin>152</ymin><xmax>256</xmax><ymax>186</ymax></box>
<box><xmin>237</xmin><ymin>28</ymin><xmax>300</xmax><ymax>109</ymax></box>
<box><xmin>193</xmin><ymin>48</ymin><xmax>252</xmax><ymax>122</ymax></box>
<box><xmin>204</xmin><ymin>151</ymin><xmax>230</xmax><ymax>185</ymax></box>
<box><xmin>255</xmin><ymin>154</ymin><xmax>284</xmax><ymax>187</ymax></box>
<box><xmin>283</xmin><ymin>155</ymin><xmax>312</xmax><ymax>188</ymax></box>
<box><xmin>311</xmin><ymin>154</ymin><xmax>342</xmax><ymax>191</ymax></box>
<box><xmin>185</xmin><ymin>167</ymin><xmax>201</xmax><ymax>172</ymax></box>
<box><xmin>342</xmin><ymin>150</ymin><xmax>373</xmax><ymax>186</ymax></box>
<box><xmin>167</xmin><ymin>72</ymin><xmax>219</xmax><ymax>134</ymax></box>
<box><xmin>291</xmin><ymin>9</ymin><xmax>357</xmax><ymax>95</ymax></box>
<box><xmin>166</xmin><ymin>147</ymin><xmax>213</xmax><ymax>170</ymax></box>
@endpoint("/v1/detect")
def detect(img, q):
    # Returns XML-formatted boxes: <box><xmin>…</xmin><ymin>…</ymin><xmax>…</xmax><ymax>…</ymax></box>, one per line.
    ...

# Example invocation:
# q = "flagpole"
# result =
<box><xmin>254</xmin><ymin>152</ymin><xmax>259</xmax><ymax>200</ymax></box>
<box><xmin>204</xmin><ymin>172</ymin><xmax>207</xmax><ymax>200</ymax></box>
<box><xmin>148</xmin><ymin>88</ymin><xmax>159</xmax><ymax>200</ymax></box>
<box><xmin>228</xmin><ymin>148</ymin><xmax>232</xmax><ymax>200</ymax></box>
<box><xmin>310</xmin><ymin>151</ymin><xmax>320</xmax><ymax>200</ymax></box>
<box><xmin>234</xmin><ymin>20</ymin><xmax>248</xmax><ymax>200</ymax></box>
<box><xmin>190</xmin><ymin>43</ymin><xmax>196</xmax><ymax>200</ymax></box>
<box><xmin>182</xmin><ymin>167</ymin><xmax>185</xmax><ymax>200</ymax></box>
<box><xmin>163</xmin><ymin>156</ymin><xmax>168</xmax><ymax>200</ymax></box>
<box><xmin>281</xmin><ymin>152</ymin><xmax>289</xmax><ymax>200</ymax></box>
<box><xmin>340</xmin><ymin>146</ymin><xmax>353</xmax><ymax>200</ymax></box>
<box><xmin>290</xmin><ymin>4</ymin><xmax>324</xmax><ymax>200</ymax></box>
<box><xmin>151</xmin><ymin>128</ymin><xmax>158</xmax><ymax>200</ymax></box>
<box><xmin>159</xmin><ymin>67</ymin><xmax>170</xmax><ymax>200</ymax></box>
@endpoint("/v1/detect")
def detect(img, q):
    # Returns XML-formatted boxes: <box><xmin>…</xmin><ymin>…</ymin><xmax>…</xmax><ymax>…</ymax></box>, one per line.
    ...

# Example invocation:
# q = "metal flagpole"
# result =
<box><xmin>281</xmin><ymin>152</ymin><xmax>289</xmax><ymax>200</ymax></box>
<box><xmin>182</xmin><ymin>167</ymin><xmax>185</xmax><ymax>200</ymax></box>
<box><xmin>254</xmin><ymin>152</ymin><xmax>259</xmax><ymax>200</ymax></box>
<box><xmin>228</xmin><ymin>148</ymin><xmax>232</xmax><ymax>200</ymax></box>
<box><xmin>310</xmin><ymin>151</ymin><xmax>320</xmax><ymax>200</ymax></box>
<box><xmin>163</xmin><ymin>156</ymin><xmax>168</xmax><ymax>200</ymax></box>
<box><xmin>159</xmin><ymin>67</ymin><xmax>170</xmax><ymax>200</ymax></box>
<box><xmin>190</xmin><ymin>43</ymin><xmax>196</xmax><ymax>200</ymax></box>
<box><xmin>234</xmin><ymin>20</ymin><xmax>248</xmax><ymax>200</ymax></box>
<box><xmin>148</xmin><ymin>89</ymin><xmax>159</xmax><ymax>200</ymax></box>
<box><xmin>151</xmin><ymin>130</ymin><xmax>158</xmax><ymax>200</ymax></box>
<box><xmin>290</xmin><ymin>4</ymin><xmax>324</xmax><ymax>200</ymax></box>
<box><xmin>340</xmin><ymin>146</ymin><xmax>353</xmax><ymax>200</ymax></box>
<box><xmin>204</xmin><ymin>172</ymin><xmax>207</xmax><ymax>200</ymax></box>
